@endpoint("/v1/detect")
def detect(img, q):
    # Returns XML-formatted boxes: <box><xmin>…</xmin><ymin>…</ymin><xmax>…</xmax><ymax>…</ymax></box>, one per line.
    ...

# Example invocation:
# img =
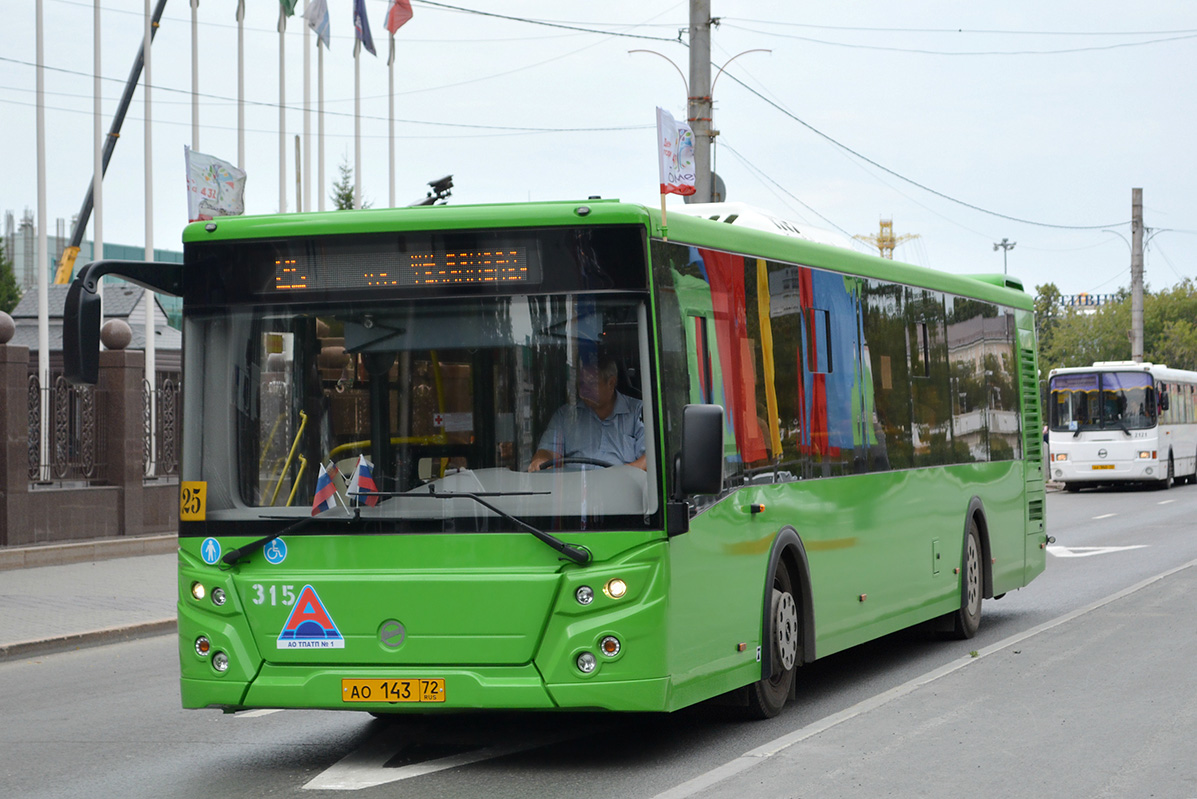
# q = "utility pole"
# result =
<box><xmin>688</xmin><ymin>0</ymin><xmax>712</xmax><ymax>203</ymax></box>
<box><xmin>1131</xmin><ymin>187</ymin><xmax>1144</xmax><ymax>363</ymax></box>
<box><xmin>993</xmin><ymin>238</ymin><xmax>1016</xmax><ymax>275</ymax></box>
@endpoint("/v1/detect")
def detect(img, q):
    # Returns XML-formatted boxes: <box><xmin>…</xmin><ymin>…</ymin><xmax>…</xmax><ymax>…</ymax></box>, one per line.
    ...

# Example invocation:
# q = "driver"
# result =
<box><xmin>528</xmin><ymin>355</ymin><xmax>646</xmax><ymax>471</ymax></box>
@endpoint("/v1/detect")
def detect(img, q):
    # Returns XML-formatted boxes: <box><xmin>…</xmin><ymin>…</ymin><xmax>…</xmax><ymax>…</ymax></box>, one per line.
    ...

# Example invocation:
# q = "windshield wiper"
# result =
<box><xmin>424</xmin><ymin>486</ymin><xmax>591</xmax><ymax>565</ymax></box>
<box><xmin>221</xmin><ymin>508</ymin><xmax>360</xmax><ymax>567</ymax></box>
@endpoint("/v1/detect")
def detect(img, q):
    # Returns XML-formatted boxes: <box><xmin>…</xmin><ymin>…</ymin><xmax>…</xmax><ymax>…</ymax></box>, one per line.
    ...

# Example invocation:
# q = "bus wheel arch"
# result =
<box><xmin>947</xmin><ymin>498</ymin><xmax>989</xmax><ymax>639</ymax></box>
<box><xmin>744</xmin><ymin>528</ymin><xmax>815</xmax><ymax>718</ymax></box>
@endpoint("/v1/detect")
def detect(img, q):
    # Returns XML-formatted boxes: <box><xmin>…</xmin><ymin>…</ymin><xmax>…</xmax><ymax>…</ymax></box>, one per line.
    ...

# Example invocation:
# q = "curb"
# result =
<box><xmin>0</xmin><ymin>534</ymin><xmax>177</xmax><ymax>571</ymax></box>
<box><xmin>0</xmin><ymin>618</ymin><xmax>177</xmax><ymax>663</ymax></box>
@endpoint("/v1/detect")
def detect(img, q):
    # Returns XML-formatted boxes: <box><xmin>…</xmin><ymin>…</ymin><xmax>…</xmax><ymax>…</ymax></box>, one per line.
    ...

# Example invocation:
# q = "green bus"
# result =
<box><xmin>63</xmin><ymin>200</ymin><xmax>1047</xmax><ymax>719</ymax></box>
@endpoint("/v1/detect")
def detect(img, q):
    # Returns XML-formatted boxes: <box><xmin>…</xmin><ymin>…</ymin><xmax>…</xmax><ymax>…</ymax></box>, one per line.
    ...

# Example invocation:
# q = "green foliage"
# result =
<box><xmin>0</xmin><ymin>239</ymin><xmax>21</xmax><ymax>314</ymax></box>
<box><xmin>330</xmin><ymin>158</ymin><xmax>370</xmax><ymax>210</ymax></box>
<box><xmin>1036</xmin><ymin>279</ymin><xmax>1197</xmax><ymax>377</ymax></box>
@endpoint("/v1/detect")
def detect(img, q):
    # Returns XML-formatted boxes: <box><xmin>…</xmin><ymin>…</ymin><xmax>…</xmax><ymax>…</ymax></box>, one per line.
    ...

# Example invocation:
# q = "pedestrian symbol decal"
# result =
<box><xmin>277</xmin><ymin>585</ymin><xmax>344</xmax><ymax>649</ymax></box>
<box><xmin>264</xmin><ymin>538</ymin><xmax>287</xmax><ymax>565</ymax></box>
<box><xmin>201</xmin><ymin>538</ymin><xmax>221</xmax><ymax>565</ymax></box>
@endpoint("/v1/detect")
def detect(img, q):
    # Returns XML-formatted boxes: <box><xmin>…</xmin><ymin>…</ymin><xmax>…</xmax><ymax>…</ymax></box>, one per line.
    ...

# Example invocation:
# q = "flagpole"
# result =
<box><xmin>317</xmin><ymin>39</ymin><xmax>325</xmax><ymax>211</ymax></box>
<box><xmin>144</xmin><ymin>0</ymin><xmax>157</xmax><ymax>477</ymax></box>
<box><xmin>36</xmin><ymin>0</ymin><xmax>50</xmax><ymax>481</ymax></box>
<box><xmin>190</xmin><ymin>0</ymin><xmax>199</xmax><ymax>151</ymax></box>
<box><xmin>93</xmin><ymin>0</ymin><xmax>103</xmax><ymax>331</ymax></box>
<box><xmin>302</xmin><ymin>1</ymin><xmax>311</xmax><ymax>213</ymax></box>
<box><xmin>354</xmin><ymin>39</ymin><xmax>362</xmax><ymax>210</ymax></box>
<box><xmin>388</xmin><ymin>37</ymin><xmax>395</xmax><ymax>208</ymax></box>
<box><xmin>278</xmin><ymin>7</ymin><xmax>287</xmax><ymax>214</ymax></box>
<box><xmin>236</xmin><ymin>0</ymin><xmax>245</xmax><ymax>169</ymax></box>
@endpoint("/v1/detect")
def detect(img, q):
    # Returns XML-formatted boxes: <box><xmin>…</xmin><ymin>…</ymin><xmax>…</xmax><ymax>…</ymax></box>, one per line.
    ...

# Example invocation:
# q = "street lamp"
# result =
<box><xmin>993</xmin><ymin>238</ymin><xmax>1016</xmax><ymax>275</ymax></box>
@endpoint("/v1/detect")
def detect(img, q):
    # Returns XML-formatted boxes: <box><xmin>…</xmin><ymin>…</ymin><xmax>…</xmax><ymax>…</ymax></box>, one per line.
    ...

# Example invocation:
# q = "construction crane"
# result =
<box><xmin>54</xmin><ymin>0</ymin><xmax>168</xmax><ymax>284</ymax></box>
<box><xmin>854</xmin><ymin>218</ymin><xmax>919</xmax><ymax>260</ymax></box>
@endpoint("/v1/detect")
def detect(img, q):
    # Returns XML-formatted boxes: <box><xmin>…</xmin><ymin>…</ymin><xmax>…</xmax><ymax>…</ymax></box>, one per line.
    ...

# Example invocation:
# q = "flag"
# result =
<box><xmin>305</xmin><ymin>0</ymin><xmax>331</xmax><ymax>49</ymax></box>
<box><xmin>279</xmin><ymin>0</ymin><xmax>297</xmax><ymax>16</ymax></box>
<box><xmin>354</xmin><ymin>0</ymin><xmax>376</xmax><ymax>56</ymax></box>
<box><xmin>184</xmin><ymin>146</ymin><xmax>246</xmax><ymax>223</ymax></box>
<box><xmin>347</xmin><ymin>455</ymin><xmax>380</xmax><ymax>507</ymax></box>
<box><xmin>385</xmin><ymin>0</ymin><xmax>413</xmax><ymax>35</ymax></box>
<box><xmin>311</xmin><ymin>462</ymin><xmax>338</xmax><ymax>515</ymax></box>
<box><xmin>656</xmin><ymin>107</ymin><xmax>697</xmax><ymax>197</ymax></box>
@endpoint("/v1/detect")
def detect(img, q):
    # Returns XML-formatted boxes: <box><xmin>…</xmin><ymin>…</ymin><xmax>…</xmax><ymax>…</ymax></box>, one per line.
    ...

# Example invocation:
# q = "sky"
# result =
<box><xmin>2</xmin><ymin>0</ymin><xmax>1195</xmax><ymax>298</ymax></box>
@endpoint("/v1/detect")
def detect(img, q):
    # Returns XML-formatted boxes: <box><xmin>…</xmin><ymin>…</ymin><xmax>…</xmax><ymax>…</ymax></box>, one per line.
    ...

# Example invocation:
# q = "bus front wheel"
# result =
<box><xmin>746</xmin><ymin>564</ymin><xmax>799</xmax><ymax>719</ymax></box>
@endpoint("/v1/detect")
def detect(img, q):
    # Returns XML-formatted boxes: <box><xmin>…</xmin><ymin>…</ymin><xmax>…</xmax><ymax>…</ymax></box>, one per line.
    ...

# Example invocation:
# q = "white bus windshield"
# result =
<box><xmin>1048</xmin><ymin>371</ymin><xmax>1156</xmax><ymax>432</ymax></box>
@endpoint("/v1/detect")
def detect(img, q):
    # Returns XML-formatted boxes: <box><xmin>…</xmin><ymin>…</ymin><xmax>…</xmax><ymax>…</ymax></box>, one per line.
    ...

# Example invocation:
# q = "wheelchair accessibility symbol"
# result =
<box><xmin>264</xmin><ymin>538</ymin><xmax>287</xmax><ymax>565</ymax></box>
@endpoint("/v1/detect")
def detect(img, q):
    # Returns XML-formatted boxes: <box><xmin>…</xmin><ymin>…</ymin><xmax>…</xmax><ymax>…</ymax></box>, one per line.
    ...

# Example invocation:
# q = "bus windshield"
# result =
<box><xmin>1048</xmin><ymin>371</ymin><xmax>1156</xmax><ymax>432</ymax></box>
<box><xmin>185</xmin><ymin>293</ymin><xmax>657</xmax><ymax>532</ymax></box>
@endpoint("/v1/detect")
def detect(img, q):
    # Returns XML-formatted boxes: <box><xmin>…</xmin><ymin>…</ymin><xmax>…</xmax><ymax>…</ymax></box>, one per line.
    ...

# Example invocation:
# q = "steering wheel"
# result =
<box><xmin>538</xmin><ymin>456</ymin><xmax>617</xmax><ymax>470</ymax></box>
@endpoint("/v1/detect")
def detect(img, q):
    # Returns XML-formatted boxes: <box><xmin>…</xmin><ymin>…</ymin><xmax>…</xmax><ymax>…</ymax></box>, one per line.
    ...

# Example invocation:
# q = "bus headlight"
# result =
<box><xmin>211</xmin><ymin>587</ymin><xmax>227</xmax><ymax>606</ymax></box>
<box><xmin>603</xmin><ymin>579</ymin><xmax>628</xmax><ymax>599</ymax></box>
<box><xmin>1137</xmin><ymin>451</ymin><xmax>1155</xmax><ymax>460</ymax></box>
<box><xmin>190</xmin><ymin>581</ymin><xmax>206</xmax><ymax>601</ymax></box>
<box><xmin>212</xmin><ymin>652</ymin><xmax>229</xmax><ymax>672</ymax></box>
<box><xmin>577</xmin><ymin>652</ymin><xmax>597</xmax><ymax>673</ymax></box>
<box><xmin>1052</xmin><ymin>453</ymin><xmax>1068</xmax><ymax>462</ymax></box>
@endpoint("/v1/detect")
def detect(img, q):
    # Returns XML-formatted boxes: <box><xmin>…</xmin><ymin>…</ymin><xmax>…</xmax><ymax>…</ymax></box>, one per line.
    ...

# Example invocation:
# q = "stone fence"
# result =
<box><xmin>0</xmin><ymin>337</ymin><xmax>177</xmax><ymax>548</ymax></box>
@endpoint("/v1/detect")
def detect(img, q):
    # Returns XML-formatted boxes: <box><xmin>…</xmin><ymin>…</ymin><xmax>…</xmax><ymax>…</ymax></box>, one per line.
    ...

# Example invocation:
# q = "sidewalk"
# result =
<box><xmin>0</xmin><ymin>536</ymin><xmax>178</xmax><ymax>661</ymax></box>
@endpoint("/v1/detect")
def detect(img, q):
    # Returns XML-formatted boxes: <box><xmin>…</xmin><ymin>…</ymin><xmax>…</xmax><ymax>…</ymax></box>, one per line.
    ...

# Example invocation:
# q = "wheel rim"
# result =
<box><xmin>773</xmin><ymin>589</ymin><xmax>798</xmax><ymax>672</ymax></box>
<box><xmin>965</xmin><ymin>533</ymin><xmax>981</xmax><ymax>617</ymax></box>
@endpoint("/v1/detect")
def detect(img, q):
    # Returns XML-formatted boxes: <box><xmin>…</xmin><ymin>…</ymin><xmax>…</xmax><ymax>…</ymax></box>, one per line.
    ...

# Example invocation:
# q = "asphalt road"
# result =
<box><xmin>3</xmin><ymin>484</ymin><xmax>1196</xmax><ymax>799</ymax></box>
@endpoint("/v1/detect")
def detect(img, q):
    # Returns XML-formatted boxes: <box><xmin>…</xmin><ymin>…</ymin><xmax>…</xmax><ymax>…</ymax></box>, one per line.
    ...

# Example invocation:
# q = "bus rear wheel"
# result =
<box><xmin>745</xmin><ymin>564</ymin><xmax>798</xmax><ymax>719</ymax></box>
<box><xmin>948</xmin><ymin>519</ymin><xmax>983</xmax><ymax>640</ymax></box>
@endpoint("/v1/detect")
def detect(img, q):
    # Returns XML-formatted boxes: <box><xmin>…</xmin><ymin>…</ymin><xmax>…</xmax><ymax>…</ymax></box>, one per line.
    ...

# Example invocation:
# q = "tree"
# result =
<box><xmin>330</xmin><ymin>157</ymin><xmax>370</xmax><ymax>210</ymax></box>
<box><xmin>1033</xmin><ymin>282</ymin><xmax>1063</xmax><ymax>356</ymax></box>
<box><xmin>0</xmin><ymin>238</ymin><xmax>21</xmax><ymax>314</ymax></box>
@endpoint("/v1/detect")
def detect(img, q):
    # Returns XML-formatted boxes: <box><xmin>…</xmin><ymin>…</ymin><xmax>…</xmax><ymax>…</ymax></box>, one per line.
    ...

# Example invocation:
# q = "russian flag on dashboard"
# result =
<box><xmin>347</xmin><ymin>455</ymin><xmax>379</xmax><ymax>507</ymax></box>
<box><xmin>311</xmin><ymin>462</ymin><xmax>338</xmax><ymax>515</ymax></box>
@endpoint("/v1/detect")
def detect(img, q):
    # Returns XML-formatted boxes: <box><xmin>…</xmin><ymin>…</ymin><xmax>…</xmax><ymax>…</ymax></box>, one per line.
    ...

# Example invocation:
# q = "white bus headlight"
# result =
<box><xmin>1052</xmin><ymin>453</ymin><xmax>1068</xmax><ymax>462</ymax></box>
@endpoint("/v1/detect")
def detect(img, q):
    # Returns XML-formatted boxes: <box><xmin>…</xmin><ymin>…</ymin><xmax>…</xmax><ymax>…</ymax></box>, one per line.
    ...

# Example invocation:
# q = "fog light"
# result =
<box><xmin>195</xmin><ymin>636</ymin><xmax>211</xmax><ymax>657</ymax></box>
<box><xmin>575</xmin><ymin>586</ymin><xmax>594</xmax><ymax>606</ymax></box>
<box><xmin>1146</xmin><ymin>467</ymin><xmax>1154</xmax><ymax>475</ymax></box>
<box><xmin>1054</xmin><ymin>469</ymin><xmax>1062</xmax><ymax>478</ymax></box>
<box><xmin>211</xmin><ymin>587</ymin><xmax>227</xmax><ymax>607</ymax></box>
<box><xmin>576</xmin><ymin>652</ymin><xmax>597</xmax><ymax>673</ymax></box>
<box><xmin>190</xmin><ymin>582</ymin><xmax>206</xmax><ymax>601</ymax></box>
<box><xmin>212</xmin><ymin>651</ymin><xmax>229</xmax><ymax>672</ymax></box>
<box><xmin>599</xmin><ymin>636</ymin><xmax>621</xmax><ymax>657</ymax></box>
<box><xmin>603</xmin><ymin>578</ymin><xmax>627</xmax><ymax>599</ymax></box>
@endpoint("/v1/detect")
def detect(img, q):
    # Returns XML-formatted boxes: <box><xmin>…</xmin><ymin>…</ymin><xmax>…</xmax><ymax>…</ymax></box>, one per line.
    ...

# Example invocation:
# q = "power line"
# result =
<box><xmin>718</xmin><ymin>69</ymin><xmax>1131</xmax><ymax>230</ymax></box>
<box><xmin>412</xmin><ymin>1</ymin><xmax>685</xmax><ymax>43</ymax></box>
<box><xmin>718</xmin><ymin>23</ymin><xmax>1197</xmax><ymax>56</ymax></box>
<box><xmin>720</xmin><ymin>18</ymin><xmax>1197</xmax><ymax>36</ymax></box>
<box><xmin>0</xmin><ymin>56</ymin><xmax>648</xmax><ymax>134</ymax></box>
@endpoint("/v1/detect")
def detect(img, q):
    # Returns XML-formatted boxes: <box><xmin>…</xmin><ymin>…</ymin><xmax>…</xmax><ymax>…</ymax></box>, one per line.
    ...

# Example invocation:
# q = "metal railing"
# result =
<box><xmin>143</xmin><ymin>376</ymin><xmax>181</xmax><ymax>477</ymax></box>
<box><xmin>28</xmin><ymin>375</ymin><xmax>101</xmax><ymax>483</ymax></box>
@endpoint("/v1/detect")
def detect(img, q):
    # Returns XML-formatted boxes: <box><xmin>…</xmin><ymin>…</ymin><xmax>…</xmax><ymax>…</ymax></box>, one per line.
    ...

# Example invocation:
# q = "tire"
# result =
<box><xmin>949</xmin><ymin>518</ymin><xmax>983</xmax><ymax>640</ymax></box>
<box><xmin>1158</xmin><ymin>455</ymin><xmax>1174</xmax><ymax>490</ymax></box>
<box><xmin>745</xmin><ymin>563</ymin><xmax>799</xmax><ymax>719</ymax></box>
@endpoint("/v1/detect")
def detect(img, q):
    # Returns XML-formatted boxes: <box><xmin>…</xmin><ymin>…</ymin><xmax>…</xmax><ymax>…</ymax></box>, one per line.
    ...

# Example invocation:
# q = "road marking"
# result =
<box><xmin>235</xmin><ymin>709</ymin><xmax>284</xmax><ymax>718</ymax></box>
<box><xmin>1158</xmin><ymin>499</ymin><xmax>1176</xmax><ymax>505</ymax></box>
<box><xmin>1047</xmin><ymin>545</ymin><xmax>1148</xmax><ymax>558</ymax></box>
<box><xmin>650</xmin><ymin>555</ymin><xmax>1197</xmax><ymax>799</ymax></box>
<box><xmin>304</xmin><ymin>730</ymin><xmax>568</xmax><ymax>791</ymax></box>
<box><xmin>1092</xmin><ymin>513</ymin><xmax>1117</xmax><ymax>520</ymax></box>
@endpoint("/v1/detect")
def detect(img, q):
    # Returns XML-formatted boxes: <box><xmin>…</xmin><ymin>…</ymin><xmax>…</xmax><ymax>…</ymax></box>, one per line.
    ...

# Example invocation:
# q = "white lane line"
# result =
<box><xmin>304</xmin><ymin>732</ymin><xmax>562</xmax><ymax>791</ymax></box>
<box><xmin>235</xmin><ymin>708</ymin><xmax>284</xmax><ymax>718</ymax></box>
<box><xmin>1158</xmin><ymin>499</ymin><xmax>1176</xmax><ymax>505</ymax></box>
<box><xmin>650</xmin><ymin>555</ymin><xmax>1197</xmax><ymax>799</ymax></box>
<box><xmin>1047</xmin><ymin>545</ymin><xmax>1148</xmax><ymax>558</ymax></box>
<box><xmin>1092</xmin><ymin>513</ymin><xmax>1117</xmax><ymax>520</ymax></box>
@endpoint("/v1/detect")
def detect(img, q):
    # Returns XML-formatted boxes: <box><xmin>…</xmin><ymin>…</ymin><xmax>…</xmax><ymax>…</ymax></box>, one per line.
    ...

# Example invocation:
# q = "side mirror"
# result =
<box><xmin>1160</xmin><ymin>392</ymin><xmax>1170</xmax><ymax>412</ymax></box>
<box><xmin>63</xmin><ymin>277</ymin><xmax>102</xmax><ymax>384</ymax></box>
<box><xmin>678</xmin><ymin>404</ymin><xmax>724</xmax><ymax>496</ymax></box>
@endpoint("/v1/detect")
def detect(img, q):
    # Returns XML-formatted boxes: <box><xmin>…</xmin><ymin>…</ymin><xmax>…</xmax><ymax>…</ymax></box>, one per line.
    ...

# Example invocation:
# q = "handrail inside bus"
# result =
<box><xmin>269</xmin><ymin>411</ymin><xmax>308</xmax><ymax>506</ymax></box>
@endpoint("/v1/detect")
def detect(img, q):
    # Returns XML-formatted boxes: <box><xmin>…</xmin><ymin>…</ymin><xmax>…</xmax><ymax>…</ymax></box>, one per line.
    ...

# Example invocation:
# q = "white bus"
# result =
<box><xmin>1047</xmin><ymin>361</ymin><xmax>1197</xmax><ymax>491</ymax></box>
